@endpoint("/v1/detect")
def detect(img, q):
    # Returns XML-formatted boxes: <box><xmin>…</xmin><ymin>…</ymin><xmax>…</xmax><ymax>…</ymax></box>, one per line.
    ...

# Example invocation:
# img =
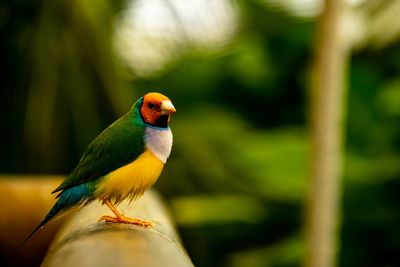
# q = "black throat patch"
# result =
<box><xmin>154</xmin><ymin>115</ymin><xmax>169</xmax><ymax>128</ymax></box>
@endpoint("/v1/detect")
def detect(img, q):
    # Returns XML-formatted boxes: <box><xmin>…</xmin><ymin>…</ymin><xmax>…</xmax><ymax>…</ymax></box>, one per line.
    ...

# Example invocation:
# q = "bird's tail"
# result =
<box><xmin>20</xmin><ymin>201</ymin><xmax>64</xmax><ymax>246</ymax></box>
<box><xmin>21</xmin><ymin>182</ymin><xmax>93</xmax><ymax>246</ymax></box>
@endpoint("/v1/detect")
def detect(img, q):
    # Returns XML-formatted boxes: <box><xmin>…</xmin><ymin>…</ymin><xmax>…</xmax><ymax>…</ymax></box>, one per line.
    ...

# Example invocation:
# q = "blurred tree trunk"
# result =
<box><xmin>305</xmin><ymin>0</ymin><xmax>348</xmax><ymax>267</ymax></box>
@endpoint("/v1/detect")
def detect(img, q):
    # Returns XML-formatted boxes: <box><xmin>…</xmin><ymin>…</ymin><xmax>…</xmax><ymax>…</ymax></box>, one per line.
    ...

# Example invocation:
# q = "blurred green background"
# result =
<box><xmin>1</xmin><ymin>0</ymin><xmax>400</xmax><ymax>266</ymax></box>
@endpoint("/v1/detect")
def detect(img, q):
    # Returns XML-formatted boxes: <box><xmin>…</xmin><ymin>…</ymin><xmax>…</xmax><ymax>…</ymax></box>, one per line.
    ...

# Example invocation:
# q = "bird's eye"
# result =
<box><xmin>148</xmin><ymin>102</ymin><xmax>155</xmax><ymax>109</ymax></box>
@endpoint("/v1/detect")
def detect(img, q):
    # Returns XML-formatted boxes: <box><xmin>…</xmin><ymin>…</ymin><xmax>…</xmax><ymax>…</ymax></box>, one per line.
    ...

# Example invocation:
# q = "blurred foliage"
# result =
<box><xmin>1</xmin><ymin>0</ymin><xmax>400</xmax><ymax>267</ymax></box>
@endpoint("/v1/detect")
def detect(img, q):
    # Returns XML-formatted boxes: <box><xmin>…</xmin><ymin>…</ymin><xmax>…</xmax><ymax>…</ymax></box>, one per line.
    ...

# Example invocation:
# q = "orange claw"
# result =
<box><xmin>99</xmin><ymin>215</ymin><xmax>154</xmax><ymax>227</ymax></box>
<box><xmin>99</xmin><ymin>199</ymin><xmax>154</xmax><ymax>228</ymax></box>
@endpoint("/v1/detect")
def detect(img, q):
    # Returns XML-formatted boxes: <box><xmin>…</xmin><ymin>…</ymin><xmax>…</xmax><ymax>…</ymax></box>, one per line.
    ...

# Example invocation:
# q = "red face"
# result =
<box><xmin>140</xmin><ymin>92</ymin><xmax>176</xmax><ymax>128</ymax></box>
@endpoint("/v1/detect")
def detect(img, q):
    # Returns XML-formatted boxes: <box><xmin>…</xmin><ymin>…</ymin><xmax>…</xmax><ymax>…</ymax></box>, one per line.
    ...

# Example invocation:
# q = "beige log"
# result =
<box><xmin>41</xmin><ymin>190</ymin><xmax>194</xmax><ymax>267</ymax></box>
<box><xmin>0</xmin><ymin>176</ymin><xmax>193</xmax><ymax>267</ymax></box>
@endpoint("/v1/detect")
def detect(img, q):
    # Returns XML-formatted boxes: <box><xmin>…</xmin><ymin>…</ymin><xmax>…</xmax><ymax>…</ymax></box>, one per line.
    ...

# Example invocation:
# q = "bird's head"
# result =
<box><xmin>139</xmin><ymin>92</ymin><xmax>176</xmax><ymax>128</ymax></box>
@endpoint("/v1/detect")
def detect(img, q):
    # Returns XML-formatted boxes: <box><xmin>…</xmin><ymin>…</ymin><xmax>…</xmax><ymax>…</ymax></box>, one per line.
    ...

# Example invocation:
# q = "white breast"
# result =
<box><xmin>144</xmin><ymin>127</ymin><xmax>173</xmax><ymax>163</ymax></box>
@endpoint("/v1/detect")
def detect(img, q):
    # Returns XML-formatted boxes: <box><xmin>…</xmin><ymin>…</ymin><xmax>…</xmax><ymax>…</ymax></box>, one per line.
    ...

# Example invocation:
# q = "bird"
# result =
<box><xmin>24</xmin><ymin>92</ymin><xmax>176</xmax><ymax>242</ymax></box>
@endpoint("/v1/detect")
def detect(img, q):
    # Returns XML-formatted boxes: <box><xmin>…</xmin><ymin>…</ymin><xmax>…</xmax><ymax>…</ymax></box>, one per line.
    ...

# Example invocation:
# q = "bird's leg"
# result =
<box><xmin>98</xmin><ymin>199</ymin><xmax>154</xmax><ymax>228</ymax></box>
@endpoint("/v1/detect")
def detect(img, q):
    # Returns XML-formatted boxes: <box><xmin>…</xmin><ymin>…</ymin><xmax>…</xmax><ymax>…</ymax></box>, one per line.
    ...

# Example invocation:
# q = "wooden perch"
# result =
<box><xmin>0</xmin><ymin>176</ymin><xmax>193</xmax><ymax>267</ymax></box>
<box><xmin>41</xmin><ymin>190</ymin><xmax>194</xmax><ymax>267</ymax></box>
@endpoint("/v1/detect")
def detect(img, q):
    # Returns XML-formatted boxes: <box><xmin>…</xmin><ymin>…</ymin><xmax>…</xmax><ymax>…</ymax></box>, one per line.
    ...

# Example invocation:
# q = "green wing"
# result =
<box><xmin>52</xmin><ymin>111</ymin><xmax>146</xmax><ymax>194</ymax></box>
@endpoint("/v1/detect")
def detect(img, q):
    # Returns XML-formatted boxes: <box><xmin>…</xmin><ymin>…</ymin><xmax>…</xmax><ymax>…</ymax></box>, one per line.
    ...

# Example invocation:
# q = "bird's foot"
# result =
<box><xmin>99</xmin><ymin>215</ymin><xmax>154</xmax><ymax>228</ymax></box>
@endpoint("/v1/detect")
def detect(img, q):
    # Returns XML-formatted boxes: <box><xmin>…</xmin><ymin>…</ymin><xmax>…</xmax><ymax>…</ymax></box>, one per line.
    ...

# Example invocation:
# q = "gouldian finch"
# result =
<box><xmin>25</xmin><ymin>92</ymin><xmax>176</xmax><ymax>241</ymax></box>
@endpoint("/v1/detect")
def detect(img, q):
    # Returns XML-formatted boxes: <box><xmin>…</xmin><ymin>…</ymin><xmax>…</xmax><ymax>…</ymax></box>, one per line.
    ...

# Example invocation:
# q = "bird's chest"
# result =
<box><xmin>144</xmin><ymin>127</ymin><xmax>173</xmax><ymax>164</ymax></box>
<box><xmin>95</xmin><ymin>127</ymin><xmax>172</xmax><ymax>203</ymax></box>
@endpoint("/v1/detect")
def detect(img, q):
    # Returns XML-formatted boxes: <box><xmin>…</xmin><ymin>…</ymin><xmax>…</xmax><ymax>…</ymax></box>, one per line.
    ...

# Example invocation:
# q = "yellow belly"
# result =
<box><xmin>95</xmin><ymin>150</ymin><xmax>164</xmax><ymax>203</ymax></box>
